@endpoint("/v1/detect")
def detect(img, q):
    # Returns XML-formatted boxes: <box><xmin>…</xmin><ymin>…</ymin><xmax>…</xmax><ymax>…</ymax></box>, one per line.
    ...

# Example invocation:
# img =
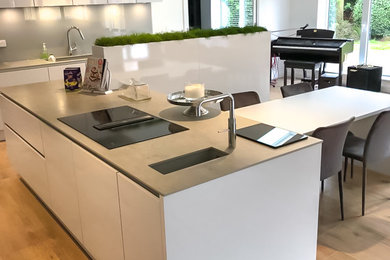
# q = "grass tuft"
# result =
<box><xmin>95</xmin><ymin>26</ymin><xmax>267</xmax><ymax>46</ymax></box>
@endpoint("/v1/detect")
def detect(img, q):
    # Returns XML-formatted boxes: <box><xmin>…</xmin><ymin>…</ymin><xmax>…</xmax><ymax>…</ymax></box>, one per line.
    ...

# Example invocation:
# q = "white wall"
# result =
<box><xmin>150</xmin><ymin>0</ymin><xmax>189</xmax><ymax>33</ymax></box>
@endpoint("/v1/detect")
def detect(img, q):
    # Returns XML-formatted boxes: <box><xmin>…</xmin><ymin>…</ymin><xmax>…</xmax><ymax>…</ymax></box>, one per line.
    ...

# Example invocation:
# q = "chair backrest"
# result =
<box><xmin>280</xmin><ymin>82</ymin><xmax>313</xmax><ymax>98</ymax></box>
<box><xmin>312</xmin><ymin>117</ymin><xmax>355</xmax><ymax>181</ymax></box>
<box><xmin>364</xmin><ymin>110</ymin><xmax>390</xmax><ymax>164</ymax></box>
<box><xmin>220</xmin><ymin>91</ymin><xmax>260</xmax><ymax>111</ymax></box>
<box><xmin>297</xmin><ymin>29</ymin><xmax>335</xmax><ymax>38</ymax></box>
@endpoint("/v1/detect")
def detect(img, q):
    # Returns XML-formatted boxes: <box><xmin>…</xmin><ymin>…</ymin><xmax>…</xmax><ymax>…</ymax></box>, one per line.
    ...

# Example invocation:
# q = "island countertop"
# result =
<box><xmin>0</xmin><ymin>80</ymin><xmax>320</xmax><ymax>196</ymax></box>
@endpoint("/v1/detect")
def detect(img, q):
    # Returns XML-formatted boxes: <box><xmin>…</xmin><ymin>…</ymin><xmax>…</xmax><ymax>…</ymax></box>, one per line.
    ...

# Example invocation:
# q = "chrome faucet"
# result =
<box><xmin>195</xmin><ymin>94</ymin><xmax>236</xmax><ymax>150</ymax></box>
<box><xmin>67</xmin><ymin>26</ymin><xmax>85</xmax><ymax>56</ymax></box>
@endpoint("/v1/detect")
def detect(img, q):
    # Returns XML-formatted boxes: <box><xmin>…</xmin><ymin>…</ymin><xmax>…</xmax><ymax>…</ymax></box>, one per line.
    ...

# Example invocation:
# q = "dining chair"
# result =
<box><xmin>343</xmin><ymin>110</ymin><xmax>390</xmax><ymax>216</ymax></box>
<box><xmin>312</xmin><ymin>117</ymin><xmax>355</xmax><ymax>220</ymax></box>
<box><xmin>220</xmin><ymin>91</ymin><xmax>260</xmax><ymax>111</ymax></box>
<box><xmin>280</xmin><ymin>82</ymin><xmax>313</xmax><ymax>98</ymax></box>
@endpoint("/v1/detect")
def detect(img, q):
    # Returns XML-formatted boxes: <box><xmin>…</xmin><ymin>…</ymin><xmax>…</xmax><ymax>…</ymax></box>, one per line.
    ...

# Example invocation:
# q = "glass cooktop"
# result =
<box><xmin>58</xmin><ymin>106</ymin><xmax>188</xmax><ymax>149</ymax></box>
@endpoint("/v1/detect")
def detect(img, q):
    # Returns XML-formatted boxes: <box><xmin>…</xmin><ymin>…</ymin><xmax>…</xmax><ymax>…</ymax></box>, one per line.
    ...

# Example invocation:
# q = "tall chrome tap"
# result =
<box><xmin>67</xmin><ymin>26</ymin><xmax>85</xmax><ymax>56</ymax></box>
<box><xmin>195</xmin><ymin>94</ymin><xmax>236</xmax><ymax>150</ymax></box>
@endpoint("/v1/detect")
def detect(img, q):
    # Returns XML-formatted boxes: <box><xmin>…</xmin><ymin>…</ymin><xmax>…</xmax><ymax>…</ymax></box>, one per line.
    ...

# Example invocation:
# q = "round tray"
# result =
<box><xmin>167</xmin><ymin>90</ymin><xmax>223</xmax><ymax>117</ymax></box>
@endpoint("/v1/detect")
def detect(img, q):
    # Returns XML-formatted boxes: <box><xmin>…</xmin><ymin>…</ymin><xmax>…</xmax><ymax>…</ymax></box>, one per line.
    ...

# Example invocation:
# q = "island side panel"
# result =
<box><xmin>162</xmin><ymin>143</ymin><xmax>321</xmax><ymax>260</ymax></box>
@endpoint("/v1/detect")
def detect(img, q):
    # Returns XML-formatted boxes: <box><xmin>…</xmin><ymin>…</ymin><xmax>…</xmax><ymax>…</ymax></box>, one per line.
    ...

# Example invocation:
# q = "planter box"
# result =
<box><xmin>92</xmin><ymin>31</ymin><xmax>271</xmax><ymax>101</ymax></box>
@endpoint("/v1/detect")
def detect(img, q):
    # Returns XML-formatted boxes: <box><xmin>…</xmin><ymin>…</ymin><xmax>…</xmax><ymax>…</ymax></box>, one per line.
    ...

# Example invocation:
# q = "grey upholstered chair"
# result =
<box><xmin>220</xmin><ymin>91</ymin><xmax>260</xmax><ymax>111</ymax></box>
<box><xmin>280</xmin><ymin>82</ymin><xmax>313</xmax><ymax>98</ymax></box>
<box><xmin>343</xmin><ymin>110</ymin><xmax>390</xmax><ymax>216</ymax></box>
<box><xmin>312</xmin><ymin>117</ymin><xmax>355</xmax><ymax>220</ymax></box>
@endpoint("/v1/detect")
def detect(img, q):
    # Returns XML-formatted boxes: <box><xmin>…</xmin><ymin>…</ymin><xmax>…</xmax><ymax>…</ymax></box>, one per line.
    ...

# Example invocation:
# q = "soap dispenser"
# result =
<box><xmin>40</xmin><ymin>42</ymin><xmax>49</xmax><ymax>60</ymax></box>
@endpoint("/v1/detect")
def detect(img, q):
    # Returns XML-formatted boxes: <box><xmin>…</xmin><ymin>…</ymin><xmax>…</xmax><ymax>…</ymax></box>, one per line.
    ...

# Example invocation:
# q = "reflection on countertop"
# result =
<box><xmin>0</xmin><ymin>54</ymin><xmax>92</xmax><ymax>72</ymax></box>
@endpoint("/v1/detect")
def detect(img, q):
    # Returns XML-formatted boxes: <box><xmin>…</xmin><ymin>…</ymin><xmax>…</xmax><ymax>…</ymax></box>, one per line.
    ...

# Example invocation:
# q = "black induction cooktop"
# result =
<box><xmin>58</xmin><ymin>106</ymin><xmax>188</xmax><ymax>149</ymax></box>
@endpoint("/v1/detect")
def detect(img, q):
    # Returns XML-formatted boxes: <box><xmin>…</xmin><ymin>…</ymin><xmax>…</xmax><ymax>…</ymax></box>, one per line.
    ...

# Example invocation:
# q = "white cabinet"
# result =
<box><xmin>107</xmin><ymin>0</ymin><xmax>136</xmax><ymax>4</ymax></box>
<box><xmin>0</xmin><ymin>0</ymin><xmax>14</xmax><ymax>7</ymax></box>
<box><xmin>137</xmin><ymin>0</ymin><xmax>161</xmax><ymax>2</ymax></box>
<box><xmin>73</xmin><ymin>144</ymin><xmax>124</xmax><ymax>260</ymax></box>
<box><xmin>1</xmin><ymin>95</ymin><xmax>45</xmax><ymax>154</ymax></box>
<box><xmin>34</xmin><ymin>0</ymin><xmax>72</xmax><ymax>6</ymax></box>
<box><xmin>72</xmin><ymin>0</ymin><xmax>107</xmax><ymax>5</ymax></box>
<box><xmin>117</xmin><ymin>173</ymin><xmax>165</xmax><ymax>260</ymax></box>
<box><xmin>0</xmin><ymin>68</ymin><xmax>49</xmax><ymax>88</ymax></box>
<box><xmin>4</xmin><ymin>125</ymin><xmax>50</xmax><ymax>205</ymax></box>
<box><xmin>41</xmin><ymin>124</ymin><xmax>83</xmax><ymax>242</ymax></box>
<box><xmin>48</xmin><ymin>62</ymin><xmax>86</xmax><ymax>81</ymax></box>
<box><xmin>14</xmin><ymin>0</ymin><xmax>34</xmax><ymax>7</ymax></box>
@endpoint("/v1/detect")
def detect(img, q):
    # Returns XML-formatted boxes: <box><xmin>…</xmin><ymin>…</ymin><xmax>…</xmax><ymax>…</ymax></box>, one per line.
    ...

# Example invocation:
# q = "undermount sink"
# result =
<box><xmin>55</xmin><ymin>54</ymin><xmax>92</xmax><ymax>62</ymax></box>
<box><xmin>149</xmin><ymin>147</ymin><xmax>228</xmax><ymax>175</ymax></box>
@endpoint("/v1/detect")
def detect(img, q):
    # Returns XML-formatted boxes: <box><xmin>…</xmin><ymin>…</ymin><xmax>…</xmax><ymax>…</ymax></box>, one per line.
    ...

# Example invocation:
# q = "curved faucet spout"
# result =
<box><xmin>195</xmin><ymin>93</ymin><xmax>236</xmax><ymax>150</ymax></box>
<box><xmin>67</xmin><ymin>26</ymin><xmax>85</xmax><ymax>56</ymax></box>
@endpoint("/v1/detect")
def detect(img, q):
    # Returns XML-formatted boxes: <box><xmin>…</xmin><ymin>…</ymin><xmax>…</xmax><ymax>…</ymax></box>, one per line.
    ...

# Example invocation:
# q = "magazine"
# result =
<box><xmin>82</xmin><ymin>57</ymin><xmax>110</xmax><ymax>93</ymax></box>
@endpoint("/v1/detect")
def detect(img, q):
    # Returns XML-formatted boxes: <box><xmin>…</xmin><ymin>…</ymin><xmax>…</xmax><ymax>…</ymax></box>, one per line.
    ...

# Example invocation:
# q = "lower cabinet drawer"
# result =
<box><xmin>1</xmin><ymin>95</ymin><xmax>44</xmax><ymax>155</ymax></box>
<box><xmin>4</xmin><ymin>125</ymin><xmax>50</xmax><ymax>205</ymax></box>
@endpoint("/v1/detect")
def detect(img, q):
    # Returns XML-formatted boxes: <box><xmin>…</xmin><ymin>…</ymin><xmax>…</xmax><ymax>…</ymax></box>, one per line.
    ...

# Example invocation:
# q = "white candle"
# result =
<box><xmin>184</xmin><ymin>83</ymin><xmax>205</xmax><ymax>99</ymax></box>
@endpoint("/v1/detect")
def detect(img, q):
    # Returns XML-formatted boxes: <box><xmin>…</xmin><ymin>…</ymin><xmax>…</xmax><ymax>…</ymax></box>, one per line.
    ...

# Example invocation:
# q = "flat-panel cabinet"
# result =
<box><xmin>117</xmin><ymin>173</ymin><xmax>165</xmax><ymax>260</ymax></box>
<box><xmin>0</xmin><ymin>0</ymin><xmax>14</xmax><ymax>8</ymax></box>
<box><xmin>48</xmin><ymin>62</ymin><xmax>86</xmax><ymax>81</ymax></box>
<box><xmin>41</xmin><ymin>124</ymin><xmax>83</xmax><ymax>242</ymax></box>
<box><xmin>4</xmin><ymin>125</ymin><xmax>50</xmax><ymax>205</ymax></box>
<box><xmin>73</xmin><ymin>144</ymin><xmax>124</xmax><ymax>260</ymax></box>
<box><xmin>72</xmin><ymin>0</ymin><xmax>107</xmax><ymax>5</ymax></box>
<box><xmin>0</xmin><ymin>68</ymin><xmax>49</xmax><ymax>88</ymax></box>
<box><xmin>34</xmin><ymin>0</ymin><xmax>72</xmax><ymax>6</ymax></box>
<box><xmin>14</xmin><ymin>0</ymin><xmax>34</xmax><ymax>7</ymax></box>
<box><xmin>107</xmin><ymin>0</ymin><xmax>136</xmax><ymax>4</ymax></box>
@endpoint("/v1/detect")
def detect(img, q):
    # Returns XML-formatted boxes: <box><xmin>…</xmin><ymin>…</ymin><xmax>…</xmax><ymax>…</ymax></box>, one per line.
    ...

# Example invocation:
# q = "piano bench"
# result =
<box><xmin>284</xmin><ymin>60</ymin><xmax>323</xmax><ymax>87</ymax></box>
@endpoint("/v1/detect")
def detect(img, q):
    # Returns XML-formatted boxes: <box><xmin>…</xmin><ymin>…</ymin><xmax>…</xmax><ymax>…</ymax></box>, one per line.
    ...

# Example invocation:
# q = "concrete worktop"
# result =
<box><xmin>0</xmin><ymin>80</ymin><xmax>321</xmax><ymax>196</ymax></box>
<box><xmin>0</xmin><ymin>54</ymin><xmax>91</xmax><ymax>72</ymax></box>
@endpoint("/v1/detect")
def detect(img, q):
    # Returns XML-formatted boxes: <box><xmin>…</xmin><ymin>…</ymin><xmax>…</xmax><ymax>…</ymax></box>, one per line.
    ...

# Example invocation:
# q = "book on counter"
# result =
<box><xmin>82</xmin><ymin>57</ymin><xmax>111</xmax><ymax>94</ymax></box>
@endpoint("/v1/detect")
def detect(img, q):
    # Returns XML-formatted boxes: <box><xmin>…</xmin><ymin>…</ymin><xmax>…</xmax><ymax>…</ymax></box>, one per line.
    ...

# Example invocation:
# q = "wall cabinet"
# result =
<box><xmin>72</xmin><ymin>0</ymin><xmax>107</xmax><ymax>5</ymax></box>
<box><xmin>41</xmin><ymin>124</ymin><xmax>83</xmax><ymax>242</ymax></box>
<box><xmin>73</xmin><ymin>144</ymin><xmax>125</xmax><ymax>260</ymax></box>
<box><xmin>34</xmin><ymin>0</ymin><xmax>73</xmax><ymax>6</ymax></box>
<box><xmin>107</xmin><ymin>0</ymin><xmax>136</xmax><ymax>4</ymax></box>
<box><xmin>14</xmin><ymin>0</ymin><xmax>34</xmax><ymax>7</ymax></box>
<box><xmin>0</xmin><ymin>0</ymin><xmax>14</xmax><ymax>8</ymax></box>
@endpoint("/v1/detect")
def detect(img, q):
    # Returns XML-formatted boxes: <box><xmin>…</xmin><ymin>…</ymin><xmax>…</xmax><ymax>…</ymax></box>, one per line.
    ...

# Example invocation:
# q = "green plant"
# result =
<box><xmin>353</xmin><ymin>0</ymin><xmax>390</xmax><ymax>39</ymax></box>
<box><xmin>95</xmin><ymin>26</ymin><xmax>267</xmax><ymax>47</ymax></box>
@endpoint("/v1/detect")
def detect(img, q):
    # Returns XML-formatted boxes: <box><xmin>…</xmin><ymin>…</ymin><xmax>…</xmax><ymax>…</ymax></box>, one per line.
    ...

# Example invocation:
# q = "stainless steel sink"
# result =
<box><xmin>55</xmin><ymin>54</ymin><xmax>92</xmax><ymax>62</ymax></box>
<box><xmin>149</xmin><ymin>147</ymin><xmax>228</xmax><ymax>174</ymax></box>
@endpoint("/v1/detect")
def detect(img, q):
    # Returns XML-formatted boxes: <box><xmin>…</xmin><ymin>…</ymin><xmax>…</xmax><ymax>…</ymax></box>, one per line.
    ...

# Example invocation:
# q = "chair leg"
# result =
<box><xmin>291</xmin><ymin>69</ymin><xmax>295</xmax><ymax>84</ymax></box>
<box><xmin>344</xmin><ymin>157</ymin><xmax>348</xmax><ymax>182</ymax></box>
<box><xmin>321</xmin><ymin>180</ymin><xmax>324</xmax><ymax>192</ymax></box>
<box><xmin>284</xmin><ymin>66</ymin><xmax>287</xmax><ymax>86</ymax></box>
<box><xmin>338</xmin><ymin>171</ymin><xmax>344</xmax><ymax>221</ymax></box>
<box><xmin>362</xmin><ymin>163</ymin><xmax>367</xmax><ymax>216</ymax></box>
<box><xmin>351</xmin><ymin>159</ymin><xmax>354</xmax><ymax>179</ymax></box>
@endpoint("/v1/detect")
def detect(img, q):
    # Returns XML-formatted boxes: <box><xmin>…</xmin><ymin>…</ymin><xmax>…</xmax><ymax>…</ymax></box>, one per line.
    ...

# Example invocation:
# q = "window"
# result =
<box><xmin>328</xmin><ymin>0</ymin><xmax>390</xmax><ymax>76</ymax></box>
<box><xmin>211</xmin><ymin>0</ymin><xmax>256</xmax><ymax>29</ymax></box>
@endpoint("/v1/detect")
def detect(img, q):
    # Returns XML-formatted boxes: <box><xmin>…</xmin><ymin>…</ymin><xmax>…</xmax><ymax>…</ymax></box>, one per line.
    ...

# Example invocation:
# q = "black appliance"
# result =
<box><xmin>347</xmin><ymin>65</ymin><xmax>382</xmax><ymax>92</ymax></box>
<box><xmin>58</xmin><ymin>106</ymin><xmax>188</xmax><ymax>149</ymax></box>
<box><xmin>271</xmin><ymin>37</ymin><xmax>354</xmax><ymax>85</ymax></box>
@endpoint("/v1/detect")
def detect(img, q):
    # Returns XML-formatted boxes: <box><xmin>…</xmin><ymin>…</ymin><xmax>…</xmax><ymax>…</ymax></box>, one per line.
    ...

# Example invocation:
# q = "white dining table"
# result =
<box><xmin>236</xmin><ymin>86</ymin><xmax>390</xmax><ymax>134</ymax></box>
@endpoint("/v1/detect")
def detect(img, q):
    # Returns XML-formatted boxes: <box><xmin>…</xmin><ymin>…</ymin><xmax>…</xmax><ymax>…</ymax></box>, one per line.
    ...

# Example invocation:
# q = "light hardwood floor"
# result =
<box><xmin>1</xmin><ymin>85</ymin><xmax>389</xmax><ymax>259</ymax></box>
<box><xmin>0</xmin><ymin>142</ymin><xmax>89</xmax><ymax>260</ymax></box>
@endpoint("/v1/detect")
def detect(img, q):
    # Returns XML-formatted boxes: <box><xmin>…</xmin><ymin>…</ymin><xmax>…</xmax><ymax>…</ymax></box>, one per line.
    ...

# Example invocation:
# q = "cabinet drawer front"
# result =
<box><xmin>34</xmin><ymin>0</ymin><xmax>72</xmax><ymax>6</ymax></box>
<box><xmin>73</xmin><ymin>144</ymin><xmax>124</xmax><ymax>260</ymax></box>
<box><xmin>41</xmin><ymin>124</ymin><xmax>83</xmax><ymax>242</ymax></box>
<box><xmin>1</xmin><ymin>95</ymin><xmax>44</xmax><ymax>155</ymax></box>
<box><xmin>0</xmin><ymin>68</ymin><xmax>49</xmax><ymax>88</ymax></box>
<box><xmin>48</xmin><ymin>62</ymin><xmax>86</xmax><ymax>82</ymax></box>
<box><xmin>4</xmin><ymin>125</ymin><xmax>50</xmax><ymax>205</ymax></box>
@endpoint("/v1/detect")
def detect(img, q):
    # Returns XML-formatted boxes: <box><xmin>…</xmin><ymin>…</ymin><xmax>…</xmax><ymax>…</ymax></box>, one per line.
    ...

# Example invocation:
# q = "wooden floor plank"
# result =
<box><xmin>0</xmin><ymin>142</ymin><xmax>88</xmax><ymax>260</ymax></box>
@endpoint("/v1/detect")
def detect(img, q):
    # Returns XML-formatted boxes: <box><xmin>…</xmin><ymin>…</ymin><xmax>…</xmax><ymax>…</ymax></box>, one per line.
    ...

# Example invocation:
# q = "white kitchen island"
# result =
<box><xmin>0</xmin><ymin>80</ymin><xmax>322</xmax><ymax>260</ymax></box>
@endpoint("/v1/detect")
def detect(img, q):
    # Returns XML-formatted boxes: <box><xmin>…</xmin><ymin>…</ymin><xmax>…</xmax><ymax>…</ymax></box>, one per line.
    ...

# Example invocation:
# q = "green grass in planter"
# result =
<box><xmin>95</xmin><ymin>26</ymin><xmax>267</xmax><ymax>46</ymax></box>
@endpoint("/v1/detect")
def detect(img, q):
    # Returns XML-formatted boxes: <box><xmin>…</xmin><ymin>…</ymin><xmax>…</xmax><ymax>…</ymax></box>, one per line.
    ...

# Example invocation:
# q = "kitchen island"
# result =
<box><xmin>0</xmin><ymin>80</ymin><xmax>321</xmax><ymax>260</ymax></box>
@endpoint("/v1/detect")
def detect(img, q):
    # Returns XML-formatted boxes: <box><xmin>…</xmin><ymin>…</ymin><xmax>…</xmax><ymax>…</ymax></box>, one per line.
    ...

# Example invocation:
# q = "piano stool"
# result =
<box><xmin>319</xmin><ymin>73</ymin><xmax>339</xmax><ymax>89</ymax></box>
<box><xmin>284</xmin><ymin>60</ymin><xmax>322</xmax><ymax>87</ymax></box>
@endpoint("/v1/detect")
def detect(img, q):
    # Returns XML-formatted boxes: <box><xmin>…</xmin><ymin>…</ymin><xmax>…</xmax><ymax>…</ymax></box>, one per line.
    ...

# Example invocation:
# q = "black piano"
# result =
<box><xmin>272</xmin><ymin>37</ymin><xmax>354</xmax><ymax>85</ymax></box>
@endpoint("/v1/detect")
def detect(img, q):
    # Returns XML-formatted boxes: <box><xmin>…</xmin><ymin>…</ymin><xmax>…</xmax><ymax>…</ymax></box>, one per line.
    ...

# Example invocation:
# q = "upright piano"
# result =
<box><xmin>271</xmin><ymin>37</ymin><xmax>354</xmax><ymax>85</ymax></box>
